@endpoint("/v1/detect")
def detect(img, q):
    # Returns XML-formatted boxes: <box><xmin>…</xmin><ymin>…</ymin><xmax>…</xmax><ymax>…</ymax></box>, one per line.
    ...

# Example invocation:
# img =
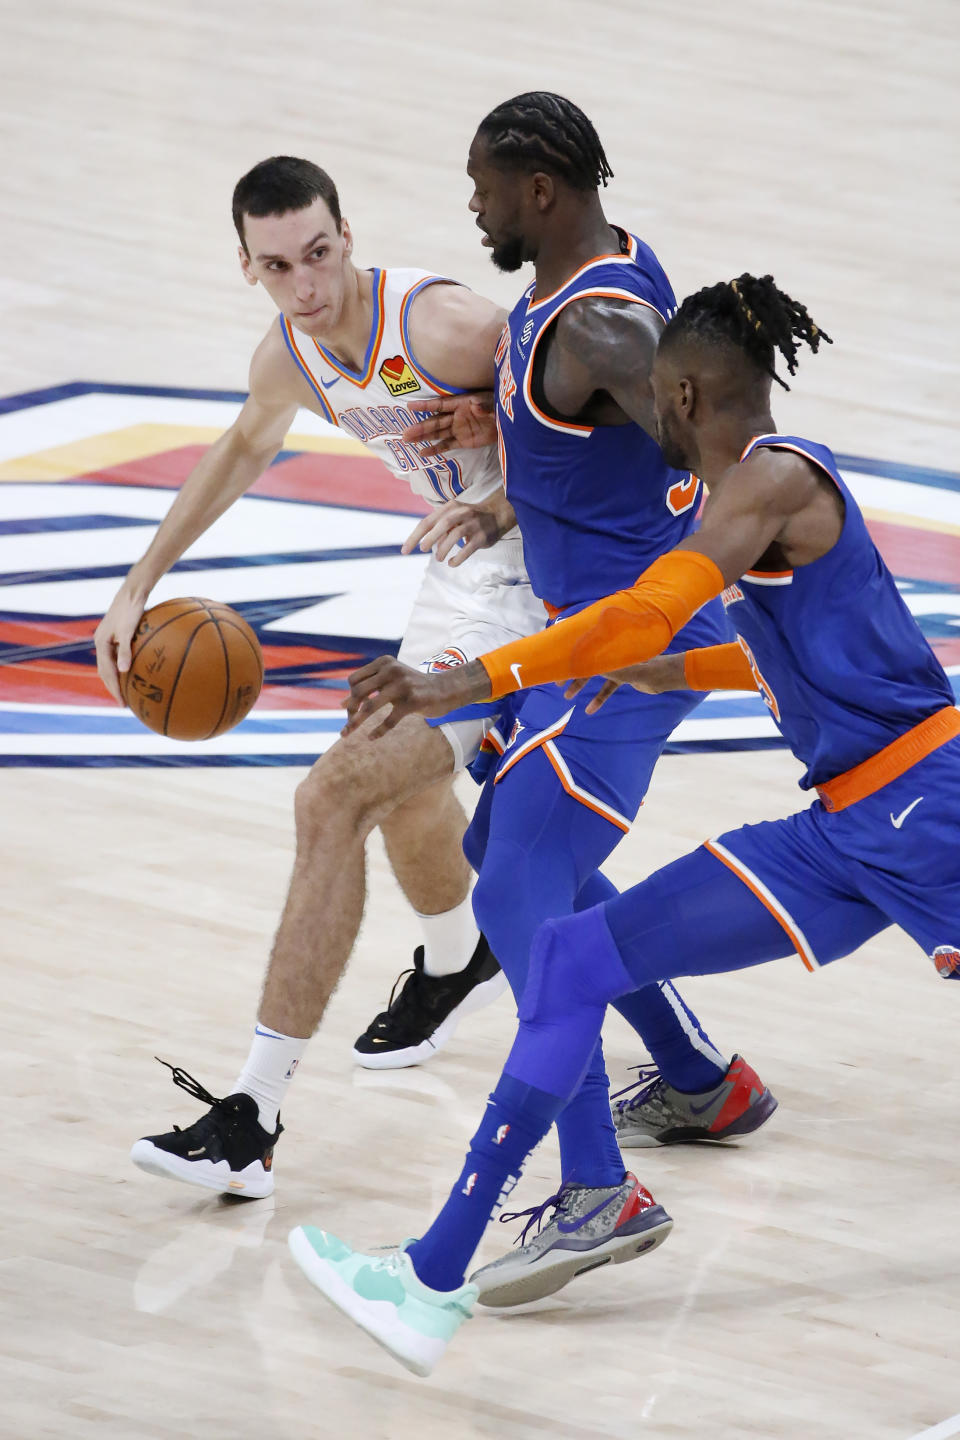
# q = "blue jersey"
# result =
<box><xmin>723</xmin><ymin>434</ymin><xmax>954</xmax><ymax>790</ymax></box>
<box><xmin>494</xmin><ymin>228</ymin><xmax>704</xmax><ymax>610</ymax></box>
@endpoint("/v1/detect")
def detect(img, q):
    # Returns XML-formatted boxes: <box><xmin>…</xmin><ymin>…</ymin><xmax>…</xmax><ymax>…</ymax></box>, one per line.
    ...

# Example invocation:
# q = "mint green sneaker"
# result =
<box><xmin>287</xmin><ymin>1226</ymin><xmax>477</xmax><ymax>1377</ymax></box>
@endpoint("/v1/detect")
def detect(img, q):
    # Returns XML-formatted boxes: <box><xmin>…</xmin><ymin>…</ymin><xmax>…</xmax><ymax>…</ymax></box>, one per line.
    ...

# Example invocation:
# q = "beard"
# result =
<box><xmin>656</xmin><ymin>416</ymin><xmax>690</xmax><ymax>470</ymax></box>
<box><xmin>490</xmin><ymin>234</ymin><xmax>525</xmax><ymax>273</ymax></box>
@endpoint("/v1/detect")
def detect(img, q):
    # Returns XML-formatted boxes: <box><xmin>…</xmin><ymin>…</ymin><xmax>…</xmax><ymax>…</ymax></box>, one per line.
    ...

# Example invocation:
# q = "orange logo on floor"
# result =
<box><xmin>379</xmin><ymin>355</ymin><xmax>420</xmax><ymax>396</ymax></box>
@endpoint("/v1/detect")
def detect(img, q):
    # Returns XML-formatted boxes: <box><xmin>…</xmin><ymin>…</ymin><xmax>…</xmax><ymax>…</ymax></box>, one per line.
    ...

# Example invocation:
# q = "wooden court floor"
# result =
<box><xmin>2</xmin><ymin>2</ymin><xmax>959</xmax><ymax>1437</ymax></box>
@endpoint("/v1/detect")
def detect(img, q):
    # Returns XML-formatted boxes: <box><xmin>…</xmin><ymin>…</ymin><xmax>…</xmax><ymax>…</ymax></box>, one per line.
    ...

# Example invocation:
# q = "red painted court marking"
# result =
<box><xmin>67</xmin><ymin>445</ymin><xmax>430</xmax><ymax>516</ymax></box>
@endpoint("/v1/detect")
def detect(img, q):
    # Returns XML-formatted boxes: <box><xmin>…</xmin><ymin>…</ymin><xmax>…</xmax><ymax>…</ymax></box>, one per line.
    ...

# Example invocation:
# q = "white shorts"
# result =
<box><xmin>397</xmin><ymin>535</ymin><xmax>546</xmax><ymax>771</ymax></box>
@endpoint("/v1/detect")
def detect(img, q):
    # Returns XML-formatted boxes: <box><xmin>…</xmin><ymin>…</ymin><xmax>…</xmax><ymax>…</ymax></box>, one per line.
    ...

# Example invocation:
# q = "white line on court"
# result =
<box><xmin>906</xmin><ymin>1415</ymin><xmax>960</xmax><ymax>1440</ymax></box>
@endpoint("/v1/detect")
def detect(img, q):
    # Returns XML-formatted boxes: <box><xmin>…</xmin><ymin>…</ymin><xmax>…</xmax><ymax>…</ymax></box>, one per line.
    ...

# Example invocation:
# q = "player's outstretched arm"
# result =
<box><xmin>94</xmin><ymin>323</ymin><xmax>302</xmax><ymax>702</ymax></box>
<box><xmin>344</xmin><ymin>448</ymin><xmax>829</xmax><ymax>734</ymax></box>
<box><xmin>399</xmin><ymin>281</ymin><xmax>506</xmax><ymax>453</ymax></box>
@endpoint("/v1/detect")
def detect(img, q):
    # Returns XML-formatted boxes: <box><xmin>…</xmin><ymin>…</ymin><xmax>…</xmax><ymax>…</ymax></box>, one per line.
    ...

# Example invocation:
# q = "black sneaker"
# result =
<box><xmin>130</xmin><ymin>1060</ymin><xmax>282</xmax><ymax>1199</ymax></box>
<box><xmin>352</xmin><ymin>934</ymin><xmax>507</xmax><ymax>1070</ymax></box>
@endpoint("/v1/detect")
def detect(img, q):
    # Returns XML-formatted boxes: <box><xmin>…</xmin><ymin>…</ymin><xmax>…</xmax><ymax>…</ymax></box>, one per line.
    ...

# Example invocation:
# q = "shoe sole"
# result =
<box><xmin>130</xmin><ymin>1139</ymin><xmax>275</xmax><ymax>1198</ymax></box>
<box><xmin>287</xmin><ymin>1227</ymin><xmax>443</xmax><ymax>1378</ymax></box>
<box><xmin>616</xmin><ymin>1087</ymin><xmax>779</xmax><ymax>1148</ymax></box>
<box><xmin>474</xmin><ymin>1208</ymin><xmax>674</xmax><ymax>1308</ymax></box>
<box><xmin>352</xmin><ymin>970</ymin><xmax>509</xmax><ymax>1071</ymax></box>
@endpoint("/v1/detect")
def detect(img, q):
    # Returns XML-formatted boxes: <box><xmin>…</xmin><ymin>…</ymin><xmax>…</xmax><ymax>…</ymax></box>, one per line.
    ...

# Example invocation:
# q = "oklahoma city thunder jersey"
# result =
<box><xmin>280</xmin><ymin>268</ymin><xmax>504</xmax><ymax>508</ymax></box>
<box><xmin>724</xmin><ymin>434</ymin><xmax>955</xmax><ymax>789</ymax></box>
<box><xmin>494</xmin><ymin>228</ymin><xmax>702</xmax><ymax>609</ymax></box>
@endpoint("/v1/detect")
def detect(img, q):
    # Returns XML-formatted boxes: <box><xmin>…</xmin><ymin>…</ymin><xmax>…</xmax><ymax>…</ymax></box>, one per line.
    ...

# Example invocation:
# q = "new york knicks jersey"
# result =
<box><xmin>724</xmin><ymin>434</ymin><xmax>955</xmax><ymax>789</ymax></box>
<box><xmin>493</xmin><ymin>228</ymin><xmax>704</xmax><ymax>610</ymax></box>
<box><xmin>280</xmin><ymin>268</ymin><xmax>504</xmax><ymax>509</ymax></box>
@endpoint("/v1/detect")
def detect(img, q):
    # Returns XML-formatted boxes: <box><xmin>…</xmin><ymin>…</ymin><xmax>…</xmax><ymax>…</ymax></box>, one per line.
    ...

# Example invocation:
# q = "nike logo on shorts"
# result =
<box><xmin>890</xmin><ymin>796</ymin><xmax>924</xmax><ymax>829</ymax></box>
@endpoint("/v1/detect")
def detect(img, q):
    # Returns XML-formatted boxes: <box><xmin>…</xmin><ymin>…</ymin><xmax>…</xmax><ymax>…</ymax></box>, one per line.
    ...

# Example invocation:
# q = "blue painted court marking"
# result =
<box><xmin>906</xmin><ymin>1414</ymin><xmax>960</xmax><ymax>1440</ymax></box>
<box><xmin>0</xmin><ymin>514</ymin><xmax>151</xmax><ymax>537</ymax></box>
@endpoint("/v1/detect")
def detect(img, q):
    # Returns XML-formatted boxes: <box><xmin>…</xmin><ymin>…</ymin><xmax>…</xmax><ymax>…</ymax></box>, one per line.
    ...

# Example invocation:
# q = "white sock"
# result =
<box><xmin>234</xmin><ymin>1024</ymin><xmax>306</xmax><ymax>1132</ymax></box>
<box><xmin>417</xmin><ymin>894</ymin><xmax>480</xmax><ymax>977</ymax></box>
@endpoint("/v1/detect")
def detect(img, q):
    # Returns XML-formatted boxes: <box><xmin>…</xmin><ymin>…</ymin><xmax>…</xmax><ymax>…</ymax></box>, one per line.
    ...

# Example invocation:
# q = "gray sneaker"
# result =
<box><xmin>469</xmin><ymin>1172</ymin><xmax>672</xmax><ymax>1308</ymax></box>
<box><xmin>612</xmin><ymin>1054</ymin><xmax>778</xmax><ymax>1148</ymax></box>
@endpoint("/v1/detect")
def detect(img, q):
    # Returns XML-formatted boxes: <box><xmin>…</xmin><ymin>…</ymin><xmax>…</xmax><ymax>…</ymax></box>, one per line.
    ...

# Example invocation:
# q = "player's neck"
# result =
<box><xmin>316</xmin><ymin>265</ymin><xmax>375</xmax><ymax>370</ymax></box>
<box><xmin>532</xmin><ymin>201</ymin><xmax>619</xmax><ymax>298</ymax></box>
<box><xmin>696</xmin><ymin>411</ymin><xmax>777</xmax><ymax>486</ymax></box>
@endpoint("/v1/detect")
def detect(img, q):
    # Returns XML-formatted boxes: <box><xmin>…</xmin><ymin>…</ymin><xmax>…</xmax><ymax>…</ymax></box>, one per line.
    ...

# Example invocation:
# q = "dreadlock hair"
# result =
<box><xmin>661</xmin><ymin>274</ymin><xmax>832</xmax><ymax>390</ymax></box>
<box><xmin>232</xmin><ymin>156</ymin><xmax>341</xmax><ymax>252</ymax></box>
<box><xmin>476</xmin><ymin>92</ymin><xmax>613</xmax><ymax>191</ymax></box>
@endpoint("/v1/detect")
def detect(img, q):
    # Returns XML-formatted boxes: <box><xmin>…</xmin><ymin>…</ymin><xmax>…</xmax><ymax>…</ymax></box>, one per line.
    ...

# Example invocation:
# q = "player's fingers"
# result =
<box><xmin>433</xmin><ymin>523</ymin><xmax>473</xmax><ymax>562</ymax></box>
<box><xmin>402</xmin><ymin>513</ymin><xmax>445</xmax><ymax>554</ymax></box>
<box><xmin>468</xmin><ymin>392</ymin><xmax>496</xmax><ymax>413</ymax></box>
<box><xmin>564</xmin><ymin>677</ymin><xmax>588</xmax><ymax>700</ymax></box>
<box><xmin>445</xmin><ymin>530</ymin><xmax>487</xmax><ymax>566</ymax></box>
<box><xmin>585</xmin><ymin>680</ymin><xmax>620</xmax><ymax>715</ymax></box>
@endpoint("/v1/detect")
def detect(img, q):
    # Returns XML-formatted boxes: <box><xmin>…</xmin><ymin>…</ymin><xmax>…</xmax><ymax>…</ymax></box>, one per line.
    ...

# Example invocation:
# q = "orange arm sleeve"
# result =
<box><xmin>683</xmin><ymin>642</ymin><xmax>759</xmax><ymax>693</ymax></box>
<box><xmin>480</xmin><ymin>549</ymin><xmax>725</xmax><ymax>698</ymax></box>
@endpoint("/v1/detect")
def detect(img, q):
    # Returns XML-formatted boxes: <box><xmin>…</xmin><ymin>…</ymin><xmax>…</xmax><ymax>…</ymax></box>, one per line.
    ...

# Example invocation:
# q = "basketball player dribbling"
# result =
<box><xmin>292</xmin><ymin>273</ymin><xmax>960</xmax><ymax>1377</ymax></box>
<box><xmin>99</xmin><ymin>154</ymin><xmax>763</xmax><ymax>1204</ymax></box>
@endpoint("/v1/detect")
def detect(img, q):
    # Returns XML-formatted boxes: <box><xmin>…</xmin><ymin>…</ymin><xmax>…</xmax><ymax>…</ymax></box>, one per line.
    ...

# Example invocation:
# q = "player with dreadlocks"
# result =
<box><xmin>294</xmin><ymin>272</ymin><xmax>960</xmax><ymax>1374</ymax></box>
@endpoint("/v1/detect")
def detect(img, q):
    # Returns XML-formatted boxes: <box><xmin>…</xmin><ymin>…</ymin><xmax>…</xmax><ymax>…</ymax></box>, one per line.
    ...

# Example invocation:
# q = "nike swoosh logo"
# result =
<box><xmin>688</xmin><ymin>1096</ymin><xmax>720</xmax><ymax>1116</ymax></box>
<box><xmin>510</xmin><ymin>662</ymin><xmax>523</xmax><ymax>687</ymax></box>
<box><xmin>320</xmin><ymin>375</ymin><xmax>339</xmax><ymax>390</ymax></box>
<box><xmin>187</xmin><ymin>1148</ymin><xmax>206</xmax><ymax>1157</ymax></box>
<box><xmin>890</xmin><ymin>796</ymin><xmax>924</xmax><ymax>829</ymax></box>
<box><xmin>556</xmin><ymin>1196</ymin><xmax>618</xmax><ymax>1233</ymax></box>
<box><xmin>254</xmin><ymin>1025</ymin><xmax>282</xmax><ymax>1038</ymax></box>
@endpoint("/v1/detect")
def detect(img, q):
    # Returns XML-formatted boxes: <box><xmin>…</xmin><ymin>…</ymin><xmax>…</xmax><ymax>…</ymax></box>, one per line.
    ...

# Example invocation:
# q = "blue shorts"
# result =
<box><xmin>475</xmin><ymin>598</ymin><xmax>729</xmax><ymax>832</ymax></box>
<box><xmin>707</xmin><ymin>736</ymin><xmax>960</xmax><ymax>969</ymax></box>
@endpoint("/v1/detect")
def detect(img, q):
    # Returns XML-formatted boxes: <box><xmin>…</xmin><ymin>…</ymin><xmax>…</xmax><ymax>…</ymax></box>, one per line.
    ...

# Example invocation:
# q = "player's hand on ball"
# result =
<box><xmin>401</xmin><ymin>392</ymin><xmax>496</xmax><ymax>455</ymax></box>
<box><xmin>94</xmin><ymin>586</ymin><xmax>146</xmax><ymax>703</ymax></box>
<box><xmin>403</xmin><ymin>493</ymin><xmax>517</xmax><ymax>565</ymax></box>
<box><xmin>565</xmin><ymin>654</ymin><xmax>687</xmax><ymax>713</ymax></box>
<box><xmin>345</xmin><ymin>656</ymin><xmax>492</xmax><ymax>738</ymax></box>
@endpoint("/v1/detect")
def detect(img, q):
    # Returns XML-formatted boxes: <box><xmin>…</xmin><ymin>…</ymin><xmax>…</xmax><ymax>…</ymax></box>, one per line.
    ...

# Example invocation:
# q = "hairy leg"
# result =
<box><xmin>380</xmin><ymin>776</ymin><xmax>472</xmax><ymax>917</ymax></box>
<box><xmin>258</xmin><ymin>715</ymin><xmax>455</xmax><ymax>1037</ymax></box>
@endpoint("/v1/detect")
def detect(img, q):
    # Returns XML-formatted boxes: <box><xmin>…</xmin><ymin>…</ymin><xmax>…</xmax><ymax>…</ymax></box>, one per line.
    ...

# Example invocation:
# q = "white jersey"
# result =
<box><xmin>280</xmin><ymin>267</ymin><xmax>504</xmax><ymax>509</ymax></box>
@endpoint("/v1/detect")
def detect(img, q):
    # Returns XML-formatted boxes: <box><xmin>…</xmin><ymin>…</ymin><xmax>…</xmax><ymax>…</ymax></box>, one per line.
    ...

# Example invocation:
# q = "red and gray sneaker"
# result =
<box><xmin>612</xmin><ymin>1054</ymin><xmax>777</xmax><ymax>1148</ymax></box>
<box><xmin>469</xmin><ymin>1172</ymin><xmax>672</xmax><ymax>1307</ymax></box>
<box><xmin>130</xmin><ymin>1060</ymin><xmax>282</xmax><ymax>1199</ymax></box>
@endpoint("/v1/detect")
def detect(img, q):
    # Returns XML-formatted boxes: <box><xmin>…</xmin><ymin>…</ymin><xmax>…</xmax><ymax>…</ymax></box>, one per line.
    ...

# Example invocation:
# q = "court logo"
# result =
<box><xmin>378</xmin><ymin>355</ymin><xmax>420</xmax><ymax>397</ymax></box>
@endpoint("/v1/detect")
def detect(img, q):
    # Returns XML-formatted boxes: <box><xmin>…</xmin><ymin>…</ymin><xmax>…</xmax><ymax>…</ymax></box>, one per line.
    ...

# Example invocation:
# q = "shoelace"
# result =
<box><xmin>156</xmin><ymin>1058</ymin><xmax>228</xmax><ymax>1133</ymax></box>
<box><xmin>497</xmin><ymin>1186</ymin><xmax>571</xmax><ymax>1247</ymax></box>
<box><xmin>372</xmin><ymin>968</ymin><xmax>449</xmax><ymax>1043</ymax></box>
<box><xmin>609</xmin><ymin>1063</ymin><xmax>664</xmax><ymax>1115</ymax></box>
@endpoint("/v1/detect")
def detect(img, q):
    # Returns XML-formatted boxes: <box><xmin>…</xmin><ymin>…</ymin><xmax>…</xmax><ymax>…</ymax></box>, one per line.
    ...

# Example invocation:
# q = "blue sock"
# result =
<box><xmin>577</xmin><ymin>870</ymin><xmax>728</xmax><ymax>1093</ymax></box>
<box><xmin>407</xmin><ymin>1075</ymin><xmax>561</xmax><ymax>1292</ymax></box>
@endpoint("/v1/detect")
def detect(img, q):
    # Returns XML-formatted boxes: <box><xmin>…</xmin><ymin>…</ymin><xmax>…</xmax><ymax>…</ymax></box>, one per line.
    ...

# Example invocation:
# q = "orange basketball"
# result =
<box><xmin>121</xmin><ymin>598</ymin><xmax>264</xmax><ymax>740</ymax></box>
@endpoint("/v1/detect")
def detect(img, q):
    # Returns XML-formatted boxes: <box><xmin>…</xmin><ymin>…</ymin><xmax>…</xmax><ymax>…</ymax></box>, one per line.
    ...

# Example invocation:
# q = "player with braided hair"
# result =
<box><xmin>290</xmin><ymin>273</ymin><xmax>960</xmax><ymax>1374</ymax></box>
<box><xmin>475</xmin><ymin>90</ymin><xmax>614</xmax><ymax>192</ymax></box>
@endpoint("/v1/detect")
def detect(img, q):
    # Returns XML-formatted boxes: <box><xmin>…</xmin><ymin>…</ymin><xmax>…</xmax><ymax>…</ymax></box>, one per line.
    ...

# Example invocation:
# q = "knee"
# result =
<box><xmin>293</xmin><ymin>748</ymin><xmax>378</xmax><ymax>845</ymax></box>
<box><xmin>519</xmin><ymin>911</ymin><xmax>633</xmax><ymax>1024</ymax></box>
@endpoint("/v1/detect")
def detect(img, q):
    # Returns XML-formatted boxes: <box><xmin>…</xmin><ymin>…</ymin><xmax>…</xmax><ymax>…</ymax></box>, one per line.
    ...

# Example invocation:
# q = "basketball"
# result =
<box><xmin>121</xmin><ymin>597</ymin><xmax>263</xmax><ymax>740</ymax></box>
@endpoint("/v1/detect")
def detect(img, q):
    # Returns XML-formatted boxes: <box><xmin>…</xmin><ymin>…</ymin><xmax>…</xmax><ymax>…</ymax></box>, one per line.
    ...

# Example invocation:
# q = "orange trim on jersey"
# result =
<box><xmin>526</xmin><ymin>232</ymin><xmax>643</xmax><ymax>311</ymax></box>
<box><xmin>704</xmin><ymin>840</ymin><xmax>819</xmax><ymax>972</ymax></box>
<box><xmin>494</xmin><ymin>711</ymin><xmax>573</xmax><ymax>782</ymax></box>
<box><xmin>522</xmin><ymin>288</ymin><xmax>666</xmax><ymax>437</ymax></box>
<box><xmin>398</xmin><ymin>276</ymin><xmax>467</xmax><ymax>397</ymax></box>
<box><xmin>542</xmin><ymin>740</ymin><xmax>631</xmax><ymax>832</ymax></box>
<box><xmin>311</xmin><ymin>269</ymin><xmax>387</xmax><ymax>387</ymax></box>
<box><xmin>280</xmin><ymin>317</ymin><xmax>337</xmax><ymax>423</ymax></box>
<box><xmin>743</xmin><ymin>568</ymin><xmax>794</xmax><ymax>580</ymax></box>
<box><xmin>815</xmin><ymin>705</ymin><xmax>960</xmax><ymax>813</ymax></box>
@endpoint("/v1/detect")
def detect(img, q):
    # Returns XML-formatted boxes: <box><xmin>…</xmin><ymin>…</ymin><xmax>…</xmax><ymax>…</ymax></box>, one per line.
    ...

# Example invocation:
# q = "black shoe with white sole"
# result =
<box><xmin>130</xmin><ymin>1060</ymin><xmax>282</xmax><ymax>1199</ymax></box>
<box><xmin>352</xmin><ymin>934</ymin><xmax>507</xmax><ymax>1070</ymax></box>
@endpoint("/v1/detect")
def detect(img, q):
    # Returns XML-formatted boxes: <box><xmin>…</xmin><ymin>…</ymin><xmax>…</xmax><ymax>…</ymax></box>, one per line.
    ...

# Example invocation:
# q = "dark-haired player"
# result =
<box><xmin>296</xmin><ymin>93</ymin><xmax>776</xmax><ymax>1309</ymax></box>
<box><xmin>291</xmin><ymin>274</ymin><xmax>960</xmax><ymax>1375</ymax></box>
<box><xmin>96</xmin><ymin>155</ymin><xmax>540</xmax><ymax>1191</ymax></box>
